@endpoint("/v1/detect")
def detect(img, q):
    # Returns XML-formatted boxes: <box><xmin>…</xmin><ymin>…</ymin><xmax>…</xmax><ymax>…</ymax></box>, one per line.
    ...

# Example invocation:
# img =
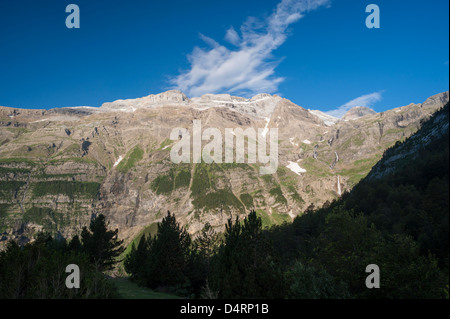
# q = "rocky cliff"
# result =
<box><xmin>0</xmin><ymin>90</ymin><xmax>448</xmax><ymax>248</ymax></box>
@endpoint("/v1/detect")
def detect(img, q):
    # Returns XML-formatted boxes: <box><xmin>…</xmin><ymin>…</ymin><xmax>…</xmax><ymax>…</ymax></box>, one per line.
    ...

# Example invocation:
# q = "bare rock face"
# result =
<box><xmin>100</xmin><ymin>90</ymin><xmax>190</xmax><ymax>111</ymax></box>
<box><xmin>342</xmin><ymin>106</ymin><xmax>377</xmax><ymax>121</ymax></box>
<box><xmin>0</xmin><ymin>90</ymin><xmax>448</xmax><ymax>249</ymax></box>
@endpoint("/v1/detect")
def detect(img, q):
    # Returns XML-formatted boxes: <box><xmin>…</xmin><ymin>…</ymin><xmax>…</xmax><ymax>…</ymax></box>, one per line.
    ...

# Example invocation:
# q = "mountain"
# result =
<box><xmin>367</xmin><ymin>101</ymin><xmax>449</xmax><ymax>179</ymax></box>
<box><xmin>342</xmin><ymin>106</ymin><xmax>377</xmax><ymax>121</ymax></box>
<box><xmin>266</xmin><ymin>102</ymin><xmax>449</xmax><ymax>298</ymax></box>
<box><xmin>0</xmin><ymin>90</ymin><xmax>448</xmax><ymax>248</ymax></box>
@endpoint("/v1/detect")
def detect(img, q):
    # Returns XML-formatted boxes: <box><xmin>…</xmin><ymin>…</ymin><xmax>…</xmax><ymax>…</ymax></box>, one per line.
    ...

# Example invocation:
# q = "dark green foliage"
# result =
<box><xmin>239</xmin><ymin>193</ymin><xmax>254</xmax><ymax>209</ymax></box>
<box><xmin>269</xmin><ymin>186</ymin><xmax>288</xmax><ymax>205</ymax></box>
<box><xmin>0</xmin><ymin>236</ymin><xmax>118</xmax><ymax>299</ymax></box>
<box><xmin>0</xmin><ymin>166</ymin><xmax>31</xmax><ymax>175</ymax></box>
<box><xmin>31</xmin><ymin>181</ymin><xmax>100</xmax><ymax>199</ymax></box>
<box><xmin>151</xmin><ymin>167</ymin><xmax>191</xmax><ymax>195</ymax></box>
<box><xmin>174</xmin><ymin>169</ymin><xmax>191</xmax><ymax>189</ymax></box>
<box><xmin>0</xmin><ymin>204</ymin><xmax>9</xmax><ymax>219</ymax></box>
<box><xmin>67</xmin><ymin>234</ymin><xmax>82</xmax><ymax>252</ymax></box>
<box><xmin>209</xmin><ymin>211</ymin><xmax>285</xmax><ymax>298</ymax></box>
<box><xmin>305</xmin><ymin>208</ymin><xmax>445</xmax><ymax>298</ymax></box>
<box><xmin>262</xmin><ymin>104</ymin><xmax>449</xmax><ymax>298</ymax></box>
<box><xmin>0</xmin><ymin>181</ymin><xmax>25</xmax><ymax>200</ymax></box>
<box><xmin>143</xmin><ymin>212</ymin><xmax>192</xmax><ymax>289</ymax></box>
<box><xmin>23</xmin><ymin>207</ymin><xmax>64</xmax><ymax>232</ymax></box>
<box><xmin>192</xmin><ymin>189</ymin><xmax>245</xmax><ymax>213</ymax></box>
<box><xmin>151</xmin><ymin>172</ymin><xmax>174</xmax><ymax>194</ymax></box>
<box><xmin>286</xmin><ymin>261</ymin><xmax>351</xmax><ymax>299</ymax></box>
<box><xmin>81</xmin><ymin>214</ymin><xmax>125</xmax><ymax>272</ymax></box>
<box><xmin>194</xmin><ymin>222</ymin><xmax>219</xmax><ymax>262</ymax></box>
<box><xmin>124</xmin><ymin>234</ymin><xmax>150</xmax><ymax>283</ymax></box>
<box><xmin>124</xmin><ymin>212</ymin><xmax>221</xmax><ymax>297</ymax></box>
<box><xmin>288</xmin><ymin>185</ymin><xmax>305</xmax><ymax>204</ymax></box>
<box><xmin>190</xmin><ymin>163</ymin><xmax>212</xmax><ymax>197</ymax></box>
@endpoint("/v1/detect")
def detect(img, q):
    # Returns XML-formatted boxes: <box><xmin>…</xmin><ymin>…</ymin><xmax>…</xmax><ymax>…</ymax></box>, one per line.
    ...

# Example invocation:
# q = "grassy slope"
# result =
<box><xmin>109</xmin><ymin>277</ymin><xmax>180</xmax><ymax>299</ymax></box>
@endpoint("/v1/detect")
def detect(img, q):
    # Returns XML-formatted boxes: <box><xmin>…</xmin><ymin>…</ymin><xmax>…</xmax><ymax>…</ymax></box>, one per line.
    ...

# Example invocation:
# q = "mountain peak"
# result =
<box><xmin>342</xmin><ymin>106</ymin><xmax>376</xmax><ymax>121</ymax></box>
<box><xmin>100</xmin><ymin>90</ymin><xmax>190</xmax><ymax>111</ymax></box>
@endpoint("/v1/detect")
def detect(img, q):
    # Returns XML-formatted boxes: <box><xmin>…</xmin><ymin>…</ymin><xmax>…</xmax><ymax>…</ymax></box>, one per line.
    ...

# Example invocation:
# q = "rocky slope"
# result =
<box><xmin>342</xmin><ymin>106</ymin><xmax>377</xmax><ymax>121</ymax></box>
<box><xmin>0</xmin><ymin>90</ymin><xmax>448</xmax><ymax>248</ymax></box>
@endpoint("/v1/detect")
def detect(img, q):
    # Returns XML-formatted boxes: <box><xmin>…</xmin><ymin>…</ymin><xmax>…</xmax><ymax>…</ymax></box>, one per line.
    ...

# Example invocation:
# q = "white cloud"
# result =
<box><xmin>171</xmin><ymin>0</ymin><xmax>331</xmax><ymax>97</ymax></box>
<box><xmin>225</xmin><ymin>27</ymin><xmax>240</xmax><ymax>46</ymax></box>
<box><xmin>326</xmin><ymin>91</ymin><xmax>383</xmax><ymax>118</ymax></box>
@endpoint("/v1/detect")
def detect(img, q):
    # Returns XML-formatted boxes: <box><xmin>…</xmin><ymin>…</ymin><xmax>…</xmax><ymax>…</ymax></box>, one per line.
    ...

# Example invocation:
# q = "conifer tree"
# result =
<box><xmin>81</xmin><ymin>214</ymin><xmax>124</xmax><ymax>272</ymax></box>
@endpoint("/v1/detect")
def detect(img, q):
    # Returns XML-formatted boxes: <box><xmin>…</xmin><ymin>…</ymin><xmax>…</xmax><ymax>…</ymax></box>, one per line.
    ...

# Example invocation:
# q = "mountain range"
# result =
<box><xmin>0</xmin><ymin>90</ymin><xmax>448</xmax><ymax>248</ymax></box>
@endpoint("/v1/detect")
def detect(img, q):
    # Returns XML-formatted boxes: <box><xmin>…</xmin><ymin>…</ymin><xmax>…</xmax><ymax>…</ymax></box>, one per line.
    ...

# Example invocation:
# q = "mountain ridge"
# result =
<box><xmin>0</xmin><ymin>90</ymin><xmax>448</xmax><ymax>248</ymax></box>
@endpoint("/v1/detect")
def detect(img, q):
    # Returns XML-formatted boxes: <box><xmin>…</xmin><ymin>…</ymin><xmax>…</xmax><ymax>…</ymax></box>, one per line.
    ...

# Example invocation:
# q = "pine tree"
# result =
<box><xmin>144</xmin><ymin>211</ymin><xmax>191</xmax><ymax>288</ymax></box>
<box><xmin>81</xmin><ymin>214</ymin><xmax>125</xmax><ymax>272</ymax></box>
<box><xmin>210</xmin><ymin>211</ymin><xmax>285</xmax><ymax>298</ymax></box>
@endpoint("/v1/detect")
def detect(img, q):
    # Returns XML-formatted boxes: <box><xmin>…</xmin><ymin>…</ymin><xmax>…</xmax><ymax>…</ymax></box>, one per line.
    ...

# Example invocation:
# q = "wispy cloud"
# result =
<box><xmin>171</xmin><ymin>0</ymin><xmax>331</xmax><ymax>97</ymax></box>
<box><xmin>326</xmin><ymin>92</ymin><xmax>383</xmax><ymax>118</ymax></box>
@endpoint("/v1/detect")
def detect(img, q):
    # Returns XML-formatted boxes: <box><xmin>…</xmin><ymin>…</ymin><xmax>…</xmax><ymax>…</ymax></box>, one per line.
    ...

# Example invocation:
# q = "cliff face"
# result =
<box><xmin>367</xmin><ymin>101</ymin><xmax>449</xmax><ymax>180</ymax></box>
<box><xmin>0</xmin><ymin>91</ymin><xmax>448</xmax><ymax>247</ymax></box>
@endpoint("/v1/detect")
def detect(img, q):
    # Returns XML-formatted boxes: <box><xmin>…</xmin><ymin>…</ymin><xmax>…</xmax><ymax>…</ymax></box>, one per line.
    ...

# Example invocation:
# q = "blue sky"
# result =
<box><xmin>0</xmin><ymin>0</ymin><xmax>448</xmax><ymax>115</ymax></box>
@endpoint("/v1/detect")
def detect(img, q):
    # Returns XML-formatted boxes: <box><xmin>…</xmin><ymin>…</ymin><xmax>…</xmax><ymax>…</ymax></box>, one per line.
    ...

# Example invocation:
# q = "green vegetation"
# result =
<box><xmin>48</xmin><ymin>157</ymin><xmax>98</xmax><ymax>165</ymax></box>
<box><xmin>269</xmin><ymin>186</ymin><xmax>287</xmax><ymax>205</ymax></box>
<box><xmin>0</xmin><ymin>181</ymin><xmax>25</xmax><ymax>200</ymax></box>
<box><xmin>124</xmin><ymin>212</ymin><xmax>194</xmax><ymax>295</ymax></box>
<box><xmin>271</xmin><ymin>211</ymin><xmax>291</xmax><ymax>224</ymax></box>
<box><xmin>192</xmin><ymin>189</ymin><xmax>244</xmax><ymax>214</ymax></box>
<box><xmin>337</xmin><ymin>155</ymin><xmax>381</xmax><ymax>186</ymax></box>
<box><xmin>287</xmin><ymin>185</ymin><xmax>305</xmax><ymax>204</ymax></box>
<box><xmin>31</xmin><ymin>173</ymin><xmax>82</xmax><ymax>179</ymax></box>
<box><xmin>190</xmin><ymin>163</ymin><xmax>214</xmax><ymax>197</ymax></box>
<box><xmin>209</xmin><ymin>211</ymin><xmax>285</xmax><ymax>298</ymax></box>
<box><xmin>22</xmin><ymin>207</ymin><xmax>64</xmax><ymax>232</ymax></box>
<box><xmin>352</xmin><ymin>133</ymin><xmax>365</xmax><ymax>147</ymax></box>
<box><xmin>0</xmin><ymin>204</ymin><xmax>9</xmax><ymax>219</ymax></box>
<box><xmin>81</xmin><ymin>214</ymin><xmax>125</xmax><ymax>272</ymax></box>
<box><xmin>31</xmin><ymin>181</ymin><xmax>100</xmax><ymax>199</ymax></box>
<box><xmin>0</xmin><ymin>214</ymin><xmax>123</xmax><ymax>298</ymax></box>
<box><xmin>175</xmin><ymin>169</ymin><xmax>191</xmax><ymax>188</ymax></box>
<box><xmin>255</xmin><ymin>209</ymin><xmax>272</xmax><ymax>228</ymax></box>
<box><xmin>116</xmin><ymin>146</ymin><xmax>144</xmax><ymax>173</ymax></box>
<box><xmin>189</xmin><ymin>162</ymin><xmax>244</xmax><ymax>213</ymax></box>
<box><xmin>0</xmin><ymin>166</ymin><xmax>31</xmax><ymax>175</ymax></box>
<box><xmin>219</xmin><ymin>162</ymin><xmax>253</xmax><ymax>171</ymax></box>
<box><xmin>1</xmin><ymin>103</ymin><xmax>447</xmax><ymax>300</ymax></box>
<box><xmin>151</xmin><ymin>172</ymin><xmax>173</xmax><ymax>194</ymax></box>
<box><xmin>158</xmin><ymin>138</ymin><xmax>173</xmax><ymax>150</ymax></box>
<box><xmin>151</xmin><ymin>166</ymin><xmax>191</xmax><ymax>195</ymax></box>
<box><xmin>109</xmin><ymin>277</ymin><xmax>180</xmax><ymax>299</ymax></box>
<box><xmin>123</xmin><ymin>103</ymin><xmax>449</xmax><ymax>299</ymax></box>
<box><xmin>121</xmin><ymin>222</ymin><xmax>159</xmax><ymax>259</ymax></box>
<box><xmin>302</xmin><ymin>158</ymin><xmax>333</xmax><ymax>178</ymax></box>
<box><xmin>239</xmin><ymin>193</ymin><xmax>254</xmax><ymax>209</ymax></box>
<box><xmin>53</xmin><ymin>143</ymin><xmax>79</xmax><ymax>157</ymax></box>
<box><xmin>255</xmin><ymin>209</ymin><xmax>290</xmax><ymax>228</ymax></box>
<box><xmin>261</xmin><ymin>173</ymin><xmax>274</xmax><ymax>185</ymax></box>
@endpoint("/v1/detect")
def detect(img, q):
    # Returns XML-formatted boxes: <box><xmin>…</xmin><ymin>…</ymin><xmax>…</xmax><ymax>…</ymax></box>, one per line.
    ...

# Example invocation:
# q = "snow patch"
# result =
<box><xmin>113</xmin><ymin>156</ymin><xmax>123</xmax><ymax>167</ymax></box>
<box><xmin>286</xmin><ymin>161</ymin><xmax>307</xmax><ymax>175</ymax></box>
<box><xmin>32</xmin><ymin>118</ymin><xmax>49</xmax><ymax>123</ymax></box>
<box><xmin>302</xmin><ymin>139</ymin><xmax>311</xmax><ymax>144</ymax></box>
<box><xmin>261</xmin><ymin>117</ymin><xmax>270</xmax><ymax>138</ymax></box>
